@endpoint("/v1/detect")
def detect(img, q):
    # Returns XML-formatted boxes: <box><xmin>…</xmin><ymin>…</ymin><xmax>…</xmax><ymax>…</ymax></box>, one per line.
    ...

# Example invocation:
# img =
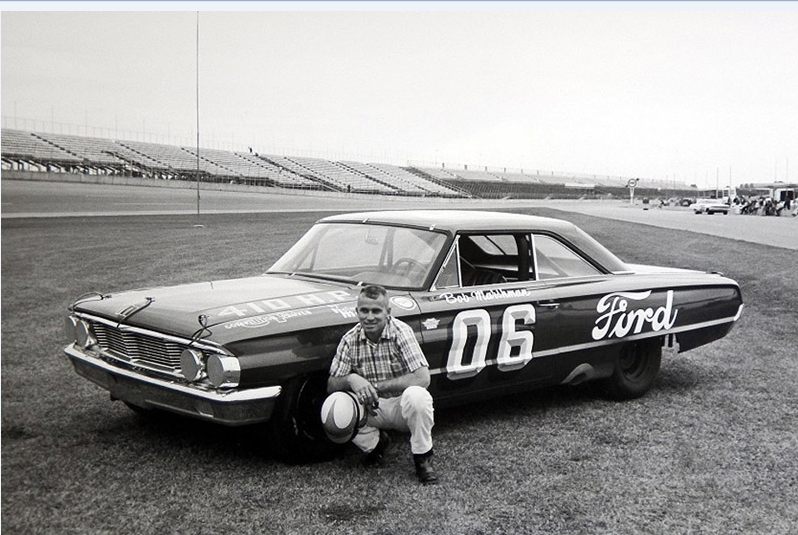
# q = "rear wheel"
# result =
<box><xmin>265</xmin><ymin>374</ymin><xmax>345</xmax><ymax>464</ymax></box>
<box><xmin>601</xmin><ymin>339</ymin><xmax>662</xmax><ymax>400</ymax></box>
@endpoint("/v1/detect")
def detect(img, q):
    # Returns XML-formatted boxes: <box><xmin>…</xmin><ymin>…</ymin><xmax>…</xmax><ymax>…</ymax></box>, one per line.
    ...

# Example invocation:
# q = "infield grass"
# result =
<box><xmin>2</xmin><ymin>208</ymin><xmax>796</xmax><ymax>535</ymax></box>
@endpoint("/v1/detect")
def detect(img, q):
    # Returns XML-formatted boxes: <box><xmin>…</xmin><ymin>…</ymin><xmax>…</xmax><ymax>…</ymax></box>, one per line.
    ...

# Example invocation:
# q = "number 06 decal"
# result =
<box><xmin>445</xmin><ymin>304</ymin><xmax>536</xmax><ymax>380</ymax></box>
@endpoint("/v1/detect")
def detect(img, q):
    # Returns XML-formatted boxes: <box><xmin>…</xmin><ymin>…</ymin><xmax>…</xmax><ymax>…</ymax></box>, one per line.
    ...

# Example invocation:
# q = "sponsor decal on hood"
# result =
<box><xmin>223</xmin><ymin>309</ymin><xmax>314</xmax><ymax>330</ymax></box>
<box><xmin>213</xmin><ymin>290</ymin><xmax>355</xmax><ymax>319</ymax></box>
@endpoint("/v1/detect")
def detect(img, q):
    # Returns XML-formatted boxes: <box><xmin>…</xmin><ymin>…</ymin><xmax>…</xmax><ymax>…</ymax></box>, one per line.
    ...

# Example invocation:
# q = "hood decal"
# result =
<box><xmin>223</xmin><ymin>309</ymin><xmax>313</xmax><ymax>330</ymax></box>
<box><xmin>213</xmin><ymin>289</ymin><xmax>355</xmax><ymax>320</ymax></box>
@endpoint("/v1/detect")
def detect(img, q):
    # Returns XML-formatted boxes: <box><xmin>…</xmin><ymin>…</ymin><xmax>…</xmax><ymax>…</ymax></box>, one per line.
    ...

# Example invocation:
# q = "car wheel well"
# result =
<box><xmin>600</xmin><ymin>338</ymin><xmax>662</xmax><ymax>400</ymax></box>
<box><xmin>264</xmin><ymin>372</ymin><xmax>345</xmax><ymax>464</ymax></box>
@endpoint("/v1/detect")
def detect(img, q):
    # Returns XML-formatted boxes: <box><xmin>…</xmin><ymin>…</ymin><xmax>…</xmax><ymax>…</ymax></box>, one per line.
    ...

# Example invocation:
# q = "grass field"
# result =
<box><xmin>2</xmin><ymin>207</ymin><xmax>796</xmax><ymax>535</ymax></box>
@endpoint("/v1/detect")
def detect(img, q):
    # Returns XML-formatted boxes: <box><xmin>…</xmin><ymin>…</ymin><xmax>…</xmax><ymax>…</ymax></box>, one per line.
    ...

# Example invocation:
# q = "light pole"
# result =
<box><xmin>194</xmin><ymin>11</ymin><xmax>203</xmax><ymax>228</ymax></box>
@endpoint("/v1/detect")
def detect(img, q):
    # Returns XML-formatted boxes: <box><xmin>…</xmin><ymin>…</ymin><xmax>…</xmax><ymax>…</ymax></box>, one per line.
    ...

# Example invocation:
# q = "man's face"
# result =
<box><xmin>357</xmin><ymin>293</ymin><xmax>390</xmax><ymax>341</ymax></box>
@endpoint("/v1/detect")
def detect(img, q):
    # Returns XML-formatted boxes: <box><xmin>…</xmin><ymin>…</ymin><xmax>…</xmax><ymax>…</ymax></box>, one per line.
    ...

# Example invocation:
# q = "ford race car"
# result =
<box><xmin>63</xmin><ymin>210</ymin><xmax>743</xmax><ymax>462</ymax></box>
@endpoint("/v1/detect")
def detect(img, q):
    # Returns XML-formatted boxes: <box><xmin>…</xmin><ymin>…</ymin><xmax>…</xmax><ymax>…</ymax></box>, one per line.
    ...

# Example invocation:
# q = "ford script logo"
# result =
<box><xmin>592</xmin><ymin>290</ymin><xmax>678</xmax><ymax>341</ymax></box>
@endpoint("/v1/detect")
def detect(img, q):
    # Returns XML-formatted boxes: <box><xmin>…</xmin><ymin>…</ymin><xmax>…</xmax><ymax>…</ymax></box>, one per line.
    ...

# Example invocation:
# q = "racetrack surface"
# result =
<box><xmin>2</xmin><ymin>179</ymin><xmax>796</xmax><ymax>250</ymax></box>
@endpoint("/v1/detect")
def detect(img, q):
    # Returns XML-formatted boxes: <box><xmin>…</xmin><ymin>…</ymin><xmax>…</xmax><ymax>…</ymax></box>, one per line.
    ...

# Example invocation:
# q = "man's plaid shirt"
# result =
<box><xmin>330</xmin><ymin>316</ymin><xmax>428</xmax><ymax>385</ymax></box>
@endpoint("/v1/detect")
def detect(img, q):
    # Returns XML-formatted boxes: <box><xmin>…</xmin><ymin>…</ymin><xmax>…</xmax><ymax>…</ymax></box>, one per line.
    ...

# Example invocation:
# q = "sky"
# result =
<box><xmin>2</xmin><ymin>3</ymin><xmax>798</xmax><ymax>189</ymax></box>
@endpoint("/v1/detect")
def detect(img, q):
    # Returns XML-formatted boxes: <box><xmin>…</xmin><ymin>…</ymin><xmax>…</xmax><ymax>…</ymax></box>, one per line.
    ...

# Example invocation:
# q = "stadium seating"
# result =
<box><xmin>491</xmin><ymin>171</ymin><xmax>543</xmax><ymax>184</ymax></box>
<box><xmin>339</xmin><ymin>161</ymin><xmax>428</xmax><ymax>195</ymax></box>
<box><xmin>264</xmin><ymin>155</ymin><xmax>396</xmax><ymax>194</ymax></box>
<box><xmin>2</xmin><ymin>129</ymin><xmax>84</xmax><ymax>166</ymax></box>
<box><xmin>119</xmin><ymin>141</ymin><xmax>233</xmax><ymax>177</ymax></box>
<box><xmin>35</xmin><ymin>132</ymin><xmax>126</xmax><ymax>168</ymax></box>
<box><xmin>365</xmin><ymin>163</ymin><xmax>460</xmax><ymax>196</ymax></box>
<box><xmin>0</xmin><ymin>127</ymin><xmax>688</xmax><ymax>199</ymax></box>
<box><xmin>229</xmin><ymin>152</ymin><xmax>320</xmax><ymax>188</ymax></box>
<box><xmin>440</xmin><ymin>167</ymin><xmax>505</xmax><ymax>182</ymax></box>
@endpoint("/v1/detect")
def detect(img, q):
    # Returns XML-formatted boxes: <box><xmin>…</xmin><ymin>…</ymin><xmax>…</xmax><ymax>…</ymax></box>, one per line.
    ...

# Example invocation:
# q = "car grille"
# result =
<box><xmin>91</xmin><ymin>322</ymin><xmax>184</xmax><ymax>375</ymax></box>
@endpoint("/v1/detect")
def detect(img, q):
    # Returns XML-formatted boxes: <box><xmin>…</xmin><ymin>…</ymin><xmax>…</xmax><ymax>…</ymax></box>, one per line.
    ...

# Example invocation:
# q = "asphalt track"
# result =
<box><xmin>2</xmin><ymin>179</ymin><xmax>796</xmax><ymax>250</ymax></box>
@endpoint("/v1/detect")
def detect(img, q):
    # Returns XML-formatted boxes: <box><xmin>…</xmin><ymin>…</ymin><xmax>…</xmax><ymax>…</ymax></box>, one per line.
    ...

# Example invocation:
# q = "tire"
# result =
<box><xmin>265</xmin><ymin>374</ymin><xmax>345</xmax><ymax>464</ymax></box>
<box><xmin>600</xmin><ymin>339</ymin><xmax>662</xmax><ymax>400</ymax></box>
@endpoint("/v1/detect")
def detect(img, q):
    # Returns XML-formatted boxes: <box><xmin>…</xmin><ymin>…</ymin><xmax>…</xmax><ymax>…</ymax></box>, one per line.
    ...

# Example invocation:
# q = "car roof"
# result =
<box><xmin>318</xmin><ymin>210</ymin><xmax>629</xmax><ymax>272</ymax></box>
<box><xmin>319</xmin><ymin>210</ymin><xmax>576</xmax><ymax>234</ymax></box>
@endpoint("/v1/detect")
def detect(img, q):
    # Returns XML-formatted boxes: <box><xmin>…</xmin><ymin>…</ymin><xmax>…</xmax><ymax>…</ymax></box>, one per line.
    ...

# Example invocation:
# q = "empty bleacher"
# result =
<box><xmin>366</xmin><ymin>163</ymin><xmax>460</xmax><ymax>196</ymax></box>
<box><xmin>442</xmin><ymin>168</ymin><xmax>506</xmax><ymax>182</ymax></box>
<box><xmin>267</xmin><ymin>155</ymin><xmax>399</xmax><ymax>194</ymax></box>
<box><xmin>2</xmin><ymin>127</ymin><xmax>692</xmax><ymax>199</ymax></box>
<box><xmin>223</xmin><ymin>151</ymin><xmax>320</xmax><ymax>189</ymax></box>
<box><xmin>416</xmin><ymin>166</ymin><xmax>462</xmax><ymax>182</ymax></box>
<box><xmin>35</xmin><ymin>132</ymin><xmax>126</xmax><ymax>169</ymax></box>
<box><xmin>491</xmin><ymin>171</ymin><xmax>543</xmax><ymax>184</ymax></box>
<box><xmin>339</xmin><ymin>161</ymin><xmax>427</xmax><ymax>195</ymax></box>
<box><xmin>2</xmin><ymin>129</ymin><xmax>84</xmax><ymax>167</ymax></box>
<box><xmin>119</xmin><ymin>141</ymin><xmax>234</xmax><ymax>177</ymax></box>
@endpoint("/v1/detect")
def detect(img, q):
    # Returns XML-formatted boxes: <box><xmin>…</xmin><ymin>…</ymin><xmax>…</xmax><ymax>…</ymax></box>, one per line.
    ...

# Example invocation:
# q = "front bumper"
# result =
<box><xmin>64</xmin><ymin>344</ymin><xmax>281</xmax><ymax>426</ymax></box>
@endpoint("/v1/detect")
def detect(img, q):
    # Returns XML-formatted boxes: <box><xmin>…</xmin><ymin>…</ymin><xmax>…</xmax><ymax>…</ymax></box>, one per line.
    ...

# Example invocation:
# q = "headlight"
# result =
<box><xmin>75</xmin><ymin>319</ymin><xmax>97</xmax><ymax>348</ymax></box>
<box><xmin>180</xmin><ymin>348</ymin><xmax>206</xmax><ymax>382</ymax></box>
<box><xmin>206</xmin><ymin>355</ymin><xmax>241</xmax><ymax>388</ymax></box>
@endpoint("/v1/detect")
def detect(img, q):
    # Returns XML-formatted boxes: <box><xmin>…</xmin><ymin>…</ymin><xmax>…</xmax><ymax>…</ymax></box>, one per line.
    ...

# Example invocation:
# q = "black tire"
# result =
<box><xmin>600</xmin><ymin>339</ymin><xmax>662</xmax><ymax>400</ymax></box>
<box><xmin>265</xmin><ymin>374</ymin><xmax>345</xmax><ymax>464</ymax></box>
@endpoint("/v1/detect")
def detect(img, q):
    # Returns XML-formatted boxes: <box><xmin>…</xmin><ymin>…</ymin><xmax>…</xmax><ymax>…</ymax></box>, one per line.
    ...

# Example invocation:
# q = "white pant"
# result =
<box><xmin>352</xmin><ymin>385</ymin><xmax>434</xmax><ymax>455</ymax></box>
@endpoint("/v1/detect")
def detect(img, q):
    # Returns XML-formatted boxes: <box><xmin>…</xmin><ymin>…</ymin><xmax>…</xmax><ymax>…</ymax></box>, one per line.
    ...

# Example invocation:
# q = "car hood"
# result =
<box><xmin>72</xmin><ymin>274</ymin><xmax>362</xmax><ymax>338</ymax></box>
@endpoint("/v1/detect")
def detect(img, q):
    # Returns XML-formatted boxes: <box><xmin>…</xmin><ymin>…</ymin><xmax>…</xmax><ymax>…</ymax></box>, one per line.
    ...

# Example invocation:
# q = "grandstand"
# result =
<box><xmin>1</xmin><ymin>127</ymin><xmax>694</xmax><ymax>200</ymax></box>
<box><xmin>2</xmin><ymin>128</ymin><xmax>85</xmax><ymax>168</ymax></box>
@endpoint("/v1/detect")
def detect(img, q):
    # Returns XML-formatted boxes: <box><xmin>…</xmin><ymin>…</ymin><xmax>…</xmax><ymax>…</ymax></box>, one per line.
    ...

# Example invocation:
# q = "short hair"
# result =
<box><xmin>360</xmin><ymin>284</ymin><xmax>388</xmax><ymax>301</ymax></box>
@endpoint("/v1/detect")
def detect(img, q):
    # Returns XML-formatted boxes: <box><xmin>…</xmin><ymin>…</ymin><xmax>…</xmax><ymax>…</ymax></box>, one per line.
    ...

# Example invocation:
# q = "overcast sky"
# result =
<box><xmin>2</xmin><ymin>3</ymin><xmax>797</xmax><ymax>188</ymax></box>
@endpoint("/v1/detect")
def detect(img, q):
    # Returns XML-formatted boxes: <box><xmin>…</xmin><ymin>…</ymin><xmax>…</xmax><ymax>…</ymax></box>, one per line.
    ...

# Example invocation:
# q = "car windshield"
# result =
<box><xmin>267</xmin><ymin>222</ymin><xmax>449</xmax><ymax>290</ymax></box>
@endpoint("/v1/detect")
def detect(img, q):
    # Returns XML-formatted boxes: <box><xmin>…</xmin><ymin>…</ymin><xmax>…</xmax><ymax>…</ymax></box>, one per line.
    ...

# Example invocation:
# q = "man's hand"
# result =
<box><xmin>328</xmin><ymin>373</ymin><xmax>379</xmax><ymax>408</ymax></box>
<box><xmin>348</xmin><ymin>374</ymin><xmax>380</xmax><ymax>406</ymax></box>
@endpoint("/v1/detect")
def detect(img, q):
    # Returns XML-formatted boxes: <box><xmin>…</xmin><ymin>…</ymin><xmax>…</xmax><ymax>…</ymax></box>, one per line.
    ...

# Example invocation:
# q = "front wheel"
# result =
<box><xmin>600</xmin><ymin>339</ymin><xmax>662</xmax><ymax>400</ymax></box>
<box><xmin>264</xmin><ymin>374</ymin><xmax>345</xmax><ymax>464</ymax></box>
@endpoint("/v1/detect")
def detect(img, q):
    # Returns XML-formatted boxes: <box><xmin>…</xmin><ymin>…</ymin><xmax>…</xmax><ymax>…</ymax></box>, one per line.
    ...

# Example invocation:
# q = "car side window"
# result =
<box><xmin>433</xmin><ymin>239</ymin><xmax>461</xmax><ymax>289</ymax></box>
<box><xmin>533</xmin><ymin>234</ymin><xmax>602</xmax><ymax>279</ymax></box>
<box><xmin>457</xmin><ymin>233</ymin><xmax>530</xmax><ymax>286</ymax></box>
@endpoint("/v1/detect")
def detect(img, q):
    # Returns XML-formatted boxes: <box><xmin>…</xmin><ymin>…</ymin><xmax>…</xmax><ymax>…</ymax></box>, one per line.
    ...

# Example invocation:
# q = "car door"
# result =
<box><xmin>525</xmin><ymin>232</ymin><xmax>624</xmax><ymax>383</ymax></box>
<box><xmin>415</xmin><ymin>231</ymin><xmax>561</xmax><ymax>406</ymax></box>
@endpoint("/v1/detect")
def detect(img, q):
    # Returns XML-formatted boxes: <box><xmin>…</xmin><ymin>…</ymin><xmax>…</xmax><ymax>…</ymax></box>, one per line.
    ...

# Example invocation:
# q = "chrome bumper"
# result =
<box><xmin>64</xmin><ymin>344</ymin><xmax>281</xmax><ymax>426</ymax></box>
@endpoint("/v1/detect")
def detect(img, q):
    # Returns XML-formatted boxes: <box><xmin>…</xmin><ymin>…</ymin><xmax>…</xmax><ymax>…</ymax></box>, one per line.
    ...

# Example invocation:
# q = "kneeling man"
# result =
<box><xmin>327</xmin><ymin>284</ymin><xmax>438</xmax><ymax>484</ymax></box>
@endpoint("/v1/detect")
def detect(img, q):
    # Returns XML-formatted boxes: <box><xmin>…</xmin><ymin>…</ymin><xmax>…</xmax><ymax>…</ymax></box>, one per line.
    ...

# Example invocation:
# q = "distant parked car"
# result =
<box><xmin>693</xmin><ymin>199</ymin><xmax>730</xmax><ymax>215</ymax></box>
<box><xmin>63</xmin><ymin>210</ymin><xmax>743</xmax><ymax>462</ymax></box>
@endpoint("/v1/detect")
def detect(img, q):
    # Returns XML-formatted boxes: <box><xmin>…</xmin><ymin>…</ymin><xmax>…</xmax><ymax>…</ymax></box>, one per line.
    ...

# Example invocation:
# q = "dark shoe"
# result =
<box><xmin>363</xmin><ymin>431</ymin><xmax>391</xmax><ymax>467</ymax></box>
<box><xmin>414</xmin><ymin>451</ymin><xmax>439</xmax><ymax>485</ymax></box>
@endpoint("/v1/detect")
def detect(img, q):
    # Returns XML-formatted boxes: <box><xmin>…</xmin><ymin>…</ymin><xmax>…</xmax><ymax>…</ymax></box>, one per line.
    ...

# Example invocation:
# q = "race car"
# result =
<box><xmin>63</xmin><ymin>210</ymin><xmax>743</xmax><ymax>462</ymax></box>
